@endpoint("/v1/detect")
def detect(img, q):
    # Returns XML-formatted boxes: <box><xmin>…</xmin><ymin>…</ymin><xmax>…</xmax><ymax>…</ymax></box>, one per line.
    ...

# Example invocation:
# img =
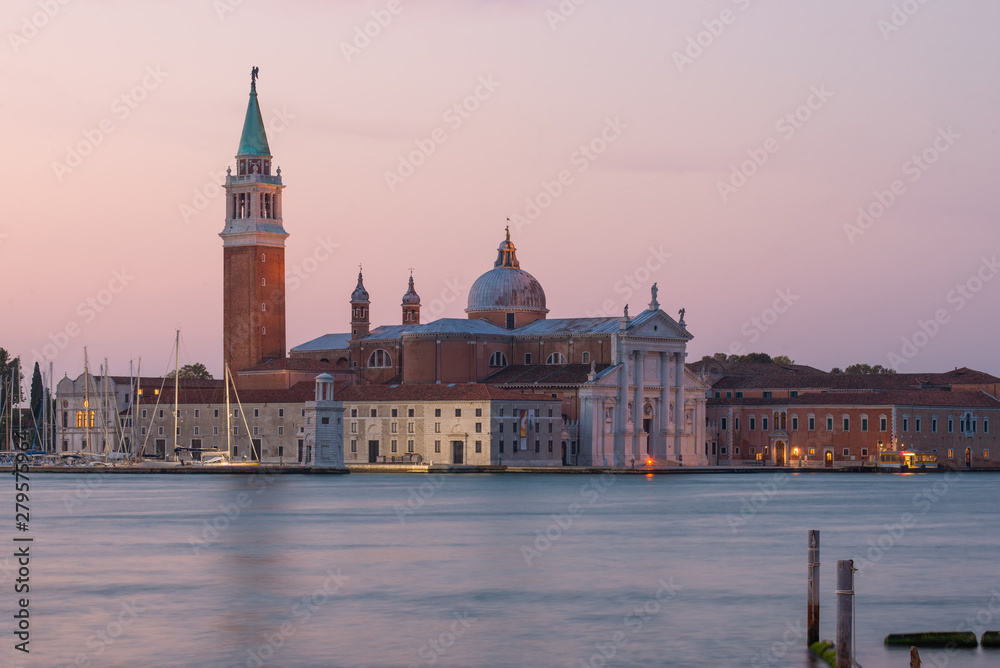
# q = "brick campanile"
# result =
<box><xmin>220</xmin><ymin>69</ymin><xmax>288</xmax><ymax>374</ymax></box>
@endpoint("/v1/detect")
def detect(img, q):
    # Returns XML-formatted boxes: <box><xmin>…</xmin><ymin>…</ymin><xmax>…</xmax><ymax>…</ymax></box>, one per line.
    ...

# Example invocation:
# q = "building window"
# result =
<box><xmin>547</xmin><ymin>441</ymin><xmax>553</xmax><ymax>452</ymax></box>
<box><xmin>749</xmin><ymin>417</ymin><xmax>755</xmax><ymax>431</ymax></box>
<box><xmin>194</xmin><ymin>409</ymin><xmax>200</xmax><ymax>418</ymax></box>
<box><xmin>278</xmin><ymin>426</ymin><xmax>284</xmax><ymax>435</ymax></box>
<box><xmin>253</xmin><ymin>426</ymin><xmax>259</xmax><ymax>436</ymax></box>
<box><xmin>409</xmin><ymin>408</ymin><xmax>415</xmax><ymax>417</ymax></box>
<box><xmin>434</xmin><ymin>423</ymin><xmax>441</xmax><ymax>433</ymax></box>
<box><xmin>475</xmin><ymin>408</ymin><xmax>482</xmax><ymax>417</ymax></box>
<box><xmin>506</xmin><ymin>313</ymin><xmax>515</xmax><ymax>329</ymax></box>
<box><xmin>278</xmin><ymin>409</ymin><xmax>284</xmax><ymax>418</ymax></box>
<box><xmin>159</xmin><ymin>409</ymin><xmax>164</xmax><ymax>419</ymax></box>
<box><xmin>158</xmin><ymin>427</ymin><xmax>164</xmax><ymax>436</ymax></box>
<box><xmin>254</xmin><ymin>409</ymin><xmax>260</xmax><ymax>418</ymax></box>
<box><xmin>351</xmin><ymin>409</ymin><xmax>357</xmax><ymax>417</ymax></box>
<box><xmin>368</xmin><ymin>349</ymin><xmax>392</xmax><ymax>368</ymax></box>
<box><xmin>842</xmin><ymin>448</ymin><xmax>850</xmax><ymax>457</ymax></box>
<box><xmin>408</xmin><ymin>422</ymin><xmax>414</xmax><ymax>434</ymax></box>
<box><xmin>762</xmin><ymin>417</ymin><xmax>769</xmax><ymax>431</ymax></box>
<box><xmin>475</xmin><ymin>441</ymin><xmax>482</xmax><ymax>453</ymax></box>
<box><xmin>736</xmin><ymin>392</ymin><xmax>743</xmax><ymax>398</ymax></box>
<box><xmin>947</xmin><ymin>449</ymin><xmax>954</xmax><ymax>459</ymax></box>
<box><xmin>915</xmin><ymin>417</ymin><xmax>921</xmax><ymax>433</ymax></box>
<box><xmin>391</xmin><ymin>440</ymin><xmax>398</xmax><ymax>453</ymax></box>
<box><xmin>455</xmin><ymin>408</ymin><xmax>462</xmax><ymax>417</ymax></box>
<box><xmin>790</xmin><ymin>391</ymin><xmax>798</xmax><ymax>398</ymax></box>
<box><xmin>948</xmin><ymin>417</ymin><xmax>954</xmax><ymax>433</ymax></box>
<box><xmin>434</xmin><ymin>440</ymin><xmax>441</xmax><ymax>453</ymax></box>
<box><xmin>826</xmin><ymin>416</ymin><xmax>833</xmax><ymax>431</ymax></box>
<box><xmin>932</xmin><ymin>417</ymin><xmax>938</xmax><ymax>433</ymax></box>
<box><xmin>808</xmin><ymin>416</ymin><xmax>815</xmax><ymax>431</ymax></box>
<box><xmin>475</xmin><ymin>423</ymin><xmax>482</xmax><ymax>433</ymax></box>
<box><xmin>545</xmin><ymin>352</ymin><xmax>567</xmax><ymax>365</ymax></box>
<box><xmin>535</xmin><ymin>440</ymin><xmax>540</xmax><ymax>453</ymax></box>
<box><xmin>407</xmin><ymin>440</ymin><xmax>414</xmax><ymax>452</ymax></box>
<box><xmin>843</xmin><ymin>417</ymin><xmax>850</xmax><ymax>431</ymax></box>
<box><xmin>984</xmin><ymin>419</ymin><xmax>990</xmax><ymax>434</ymax></box>
<box><xmin>763</xmin><ymin>392</ymin><xmax>772</xmax><ymax>399</ymax></box>
<box><xmin>791</xmin><ymin>416</ymin><xmax>798</xmax><ymax>431</ymax></box>
<box><xmin>321</xmin><ymin>418</ymin><xmax>329</xmax><ymax>425</ymax></box>
<box><xmin>880</xmin><ymin>416</ymin><xmax>887</xmax><ymax>431</ymax></box>
<box><xmin>370</xmin><ymin>408</ymin><xmax>377</xmax><ymax>418</ymax></box>
<box><xmin>984</xmin><ymin>449</ymin><xmax>990</xmax><ymax>459</ymax></box>
<box><xmin>861</xmin><ymin>418</ymin><xmax>868</xmax><ymax>432</ymax></box>
<box><xmin>721</xmin><ymin>417</ymin><xmax>727</xmax><ymax>430</ymax></box>
<box><xmin>194</xmin><ymin>426</ymin><xmax>200</xmax><ymax>436</ymax></box>
<box><xmin>262</xmin><ymin>303</ymin><xmax>266</xmax><ymax>312</ymax></box>
<box><xmin>735</xmin><ymin>417</ymin><xmax>740</xmax><ymax>431</ymax></box>
<box><xmin>213</xmin><ymin>426</ymin><xmax>219</xmax><ymax>435</ymax></box>
<box><xmin>351</xmin><ymin>440</ymin><xmax>357</xmax><ymax>453</ymax></box>
<box><xmin>582</xmin><ymin>352</ymin><xmax>590</xmax><ymax>364</ymax></box>
<box><xmin>391</xmin><ymin>422</ymin><xmax>398</xmax><ymax>433</ymax></box>
<box><xmin>499</xmin><ymin>440</ymin><xmax>504</xmax><ymax>453</ymax></box>
<box><xmin>714</xmin><ymin>392</ymin><xmax>721</xmax><ymax>399</ymax></box>
<box><xmin>489</xmin><ymin>351</ymin><xmax>508</xmax><ymax>367</ymax></box>
<box><xmin>141</xmin><ymin>409</ymin><xmax>147</xmax><ymax>419</ymax></box>
<box><xmin>391</xmin><ymin>408</ymin><xmax>398</xmax><ymax>418</ymax></box>
<box><xmin>861</xmin><ymin>448</ymin><xmax>869</xmax><ymax>457</ymax></box>
<box><xmin>735</xmin><ymin>447</ymin><xmax>740</xmax><ymax>455</ymax></box>
<box><xmin>524</xmin><ymin>353</ymin><xmax>532</xmax><ymax>365</ymax></box>
<box><xmin>434</xmin><ymin>408</ymin><xmax>441</xmax><ymax>418</ymax></box>
<box><xmin>903</xmin><ymin>418</ymin><xmax>909</xmax><ymax>432</ymax></box>
<box><xmin>351</xmin><ymin>423</ymin><xmax>357</xmax><ymax>434</ymax></box>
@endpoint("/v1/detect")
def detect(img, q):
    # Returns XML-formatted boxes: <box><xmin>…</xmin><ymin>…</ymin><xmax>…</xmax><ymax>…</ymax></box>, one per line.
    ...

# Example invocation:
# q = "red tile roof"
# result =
<box><xmin>136</xmin><ymin>381</ymin><xmax>316</xmax><ymax>405</ymax></box>
<box><xmin>335</xmin><ymin>383</ymin><xmax>561</xmax><ymax>403</ymax></box>
<box><xmin>709</xmin><ymin>390</ymin><xmax>1000</xmax><ymax>409</ymax></box>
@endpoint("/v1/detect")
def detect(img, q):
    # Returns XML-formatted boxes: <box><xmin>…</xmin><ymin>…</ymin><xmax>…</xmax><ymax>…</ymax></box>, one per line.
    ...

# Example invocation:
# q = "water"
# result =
<box><xmin>7</xmin><ymin>471</ymin><xmax>1000</xmax><ymax>667</ymax></box>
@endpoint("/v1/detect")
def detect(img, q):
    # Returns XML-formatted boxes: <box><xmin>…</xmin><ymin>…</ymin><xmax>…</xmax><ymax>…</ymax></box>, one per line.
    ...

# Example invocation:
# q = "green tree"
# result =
<box><xmin>772</xmin><ymin>355</ymin><xmax>795</xmax><ymax>365</ymax></box>
<box><xmin>30</xmin><ymin>362</ymin><xmax>44</xmax><ymax>426</ymax></box>
<box><xmin>166</xmin><ymin>363</ymin><xmax>214</xmax><ymax>380</ymax></box>
<box><xmin>842</xmin><ymin>363</ymin><xmax>896</xmax><ymax>375</ymax></box>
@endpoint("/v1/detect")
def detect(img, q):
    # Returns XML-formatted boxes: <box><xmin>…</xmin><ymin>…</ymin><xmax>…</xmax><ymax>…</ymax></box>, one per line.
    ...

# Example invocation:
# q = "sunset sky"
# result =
<box><xmin>3</xmin><ymin>0</ymin><xmax>998</xmax><ymax>382</ymax></box>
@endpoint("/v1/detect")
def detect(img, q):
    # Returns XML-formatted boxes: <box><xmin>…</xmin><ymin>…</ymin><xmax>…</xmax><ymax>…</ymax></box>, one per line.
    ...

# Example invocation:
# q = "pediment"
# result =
<box><xmin>626</xmin><ymin>309</ymin><xmax>692</xmax><ymax>340</ymax></box>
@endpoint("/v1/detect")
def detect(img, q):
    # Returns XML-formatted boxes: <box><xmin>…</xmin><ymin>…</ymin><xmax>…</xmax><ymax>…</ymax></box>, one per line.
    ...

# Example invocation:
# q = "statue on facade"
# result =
<box><xmin>251</xmin><ymin>66</ymin><xmax>259</xmax><ymax>85</ymax></box>
<box><xmin>678</xmin><ymin>307</ymin><xmax>686</xmax><ymax>325</ymax></box>
<box><xmin>649</xmin><ymin>282</ymin><xmax>660</xmax><ymax>310</ymax></box>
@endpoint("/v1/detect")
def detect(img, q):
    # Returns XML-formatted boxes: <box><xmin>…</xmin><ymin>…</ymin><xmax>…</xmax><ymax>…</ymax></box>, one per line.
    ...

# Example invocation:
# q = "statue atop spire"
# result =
<box><xmin>251</xmin><ymin>66</ymin><xmax>259</xmax><ymax>91</ymax></box>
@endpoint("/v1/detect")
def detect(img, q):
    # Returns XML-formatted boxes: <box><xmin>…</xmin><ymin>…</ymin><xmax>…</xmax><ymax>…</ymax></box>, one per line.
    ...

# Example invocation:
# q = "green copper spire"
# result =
<box><xmin>237</xmin><ymin>67</ymin><xmax>271</xmax><ymax>157</ymax></box>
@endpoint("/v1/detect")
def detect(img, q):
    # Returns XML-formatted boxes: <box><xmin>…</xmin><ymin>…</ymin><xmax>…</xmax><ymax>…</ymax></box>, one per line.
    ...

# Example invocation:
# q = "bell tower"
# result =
<box><xmin>350</xmin><ymin>269</ymin><xmax>370</xmax><ymax>340</ymax></box>
<box><xmin>221</xmin><ymin>68</ymin><xmax>288</xmax><ymax>374</ymax></box>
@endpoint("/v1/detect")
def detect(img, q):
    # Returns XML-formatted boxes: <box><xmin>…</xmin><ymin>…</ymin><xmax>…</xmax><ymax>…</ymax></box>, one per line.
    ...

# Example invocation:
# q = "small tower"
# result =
<box><xmin>221</xmin><ymin>67</ymin><xmax>288</xmax><ymax>374</ymax></box>
<box><xmin>350</xmin><ymin>268</ymin><xmax>370</xmax><ymax>340</ymax></box>
<box><xmin>401</xmin><ymin>272</ymin><xmax>421</xmax><ymax>325</ymax></box>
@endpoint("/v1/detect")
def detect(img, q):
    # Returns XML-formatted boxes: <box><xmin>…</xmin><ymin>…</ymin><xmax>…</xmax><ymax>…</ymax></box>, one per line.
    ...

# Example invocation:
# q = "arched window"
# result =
<box><xmin>546</xmin><ymin>352</ymin><xmax>567</xmax><ymax>365</ymax></box>
<box><xmin>368</xmin><ymin>349</ymin><xmax>392</xmax><ymax>368</ymax></box>
<box><xmin>489</xmin><ymin>351</ymin><xmax>508</xmax><ymax>368</ymax></box>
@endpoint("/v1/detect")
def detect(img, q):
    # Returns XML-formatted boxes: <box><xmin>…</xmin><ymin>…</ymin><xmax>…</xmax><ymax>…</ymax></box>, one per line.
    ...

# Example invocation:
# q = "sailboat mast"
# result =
<box><xmin>172</xmin><ymin>329</ymin><xmax>180</xmax><ymax>461</ymax></box>
<box><xmin>225</xmin><ymin>363</ymin><xmax>232</xmax><ymax>460</ymax></box>
<box><xmin>103</xmin><ymin>358</ymin><xmax>110</xmax><ymax>456</ymax></box>
<box><xmin>48</xmin><ymin>361</ymin><xmax>53</xmax><ymax>452</ymax></box>
<box><xmin>134</xmin><ymin>358</ymin><xmax>142</xmax><ymax>459</ymax></box>
<box><xmin>84</xmin><ymin>348</ymin><xmax>91</xmax><ymax>453</ymax></box>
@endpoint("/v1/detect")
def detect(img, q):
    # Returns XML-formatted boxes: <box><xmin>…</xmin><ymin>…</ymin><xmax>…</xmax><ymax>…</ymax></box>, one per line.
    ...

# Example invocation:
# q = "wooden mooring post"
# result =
<box><xmin>808</xmin><ymin>530</ymin><xmax>820</xmax><ymax>646</ymax></box>
<box><xmin>836</xmin><ymin>559</ymin><xmax>854</xmax><ymax>668</ymax></box>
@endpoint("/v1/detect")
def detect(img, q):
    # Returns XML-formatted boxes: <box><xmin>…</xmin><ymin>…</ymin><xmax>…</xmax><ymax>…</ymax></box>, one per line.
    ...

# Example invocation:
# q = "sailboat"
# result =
<box><xmin>202</xmin><ymin>363</ymin><xmax>260</xmax><ymax>466</ymax></box>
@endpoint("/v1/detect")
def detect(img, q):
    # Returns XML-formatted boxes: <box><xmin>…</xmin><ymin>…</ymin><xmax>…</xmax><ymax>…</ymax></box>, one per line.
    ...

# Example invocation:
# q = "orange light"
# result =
<box><xmin>646</xmin><ymin>459</ymin><xmax>653</xmax><ymax>466</ymax></box>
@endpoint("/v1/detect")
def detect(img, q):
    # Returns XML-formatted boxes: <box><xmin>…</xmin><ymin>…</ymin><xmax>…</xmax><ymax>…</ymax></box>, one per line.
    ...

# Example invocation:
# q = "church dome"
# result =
<box><xmin>466</xmin><ymin>230</ymin><xmax>547</xmax><ymax>314</ymax></box>
<box><xmin>351</xmin><ymin>271</ymin><xmax>369</xmax><ymax>303</ymax></box>
<box><xmin>402</xmin><ymin>274</ymin><xmax>421</xmax><ymax>306</ymax></box>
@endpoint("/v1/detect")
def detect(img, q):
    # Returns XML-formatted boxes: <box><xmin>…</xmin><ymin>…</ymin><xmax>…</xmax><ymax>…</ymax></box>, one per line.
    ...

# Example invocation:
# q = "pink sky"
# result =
<box><xmin>3</xmin><ymin>0</ymin><xmax>998</xmax><ymax>383</ymax></box>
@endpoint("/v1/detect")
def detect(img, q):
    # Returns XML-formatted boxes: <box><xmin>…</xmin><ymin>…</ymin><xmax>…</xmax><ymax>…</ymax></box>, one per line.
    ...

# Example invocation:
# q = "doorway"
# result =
<box><xmin>825</xmin><ymin>450</ymin><xmax>833</xmax><ymax>467</ymax></box>
<box><xmin>368</xmin><ymin>440</ymin><xmax>379</xmax><ymax>463</ymax></box>
<box><xmin>965</xmin><ymin>448</ymin><xmax>972</xmax><ymax>469</ymax></box>
<box><xmin>452</xmin><ymin>441</ymin><xmax>464</xmax><ymax>465</ymax></box>
<box><xmin>775</xmin><ymin>442</ymin><xmax>786</xmax><ymax>467</ymax></box>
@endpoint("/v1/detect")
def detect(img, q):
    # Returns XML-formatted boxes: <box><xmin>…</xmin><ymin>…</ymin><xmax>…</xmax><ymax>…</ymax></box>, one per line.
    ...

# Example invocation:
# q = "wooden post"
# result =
<box><xmin>836</xmin><ymin>559</ymin><xmax>854</xmax><ymax>668</ymax></box>
<box><xmin>808</xmin><ymin>530</ymin><xmax>820</xmax><ymax>646</ymax></box>
<box><xmin>910</xmin><ymin>646</ymin><xmax>921</xmax><ymax>668</ymax></box>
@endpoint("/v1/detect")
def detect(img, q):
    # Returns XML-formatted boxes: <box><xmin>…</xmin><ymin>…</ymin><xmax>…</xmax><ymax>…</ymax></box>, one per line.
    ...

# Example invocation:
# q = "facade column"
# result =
<box><xmin>674</xmin><ymin>352</ymin><xmax>685</xmax><ymax>462</ymax></box>
<box><xmin>659</xmin><ymin>351</ymin><xmax>670</xmax><ymax>461</ymax></box>
<box><xmin>632</xmin><ymin>350</ymin><xmax>644</xmax><ymax>464</ymax></box>
<box><xmin>614</xmin><ymin>349</ymin><xmax>629</xmax><ymax>467</ymax></box>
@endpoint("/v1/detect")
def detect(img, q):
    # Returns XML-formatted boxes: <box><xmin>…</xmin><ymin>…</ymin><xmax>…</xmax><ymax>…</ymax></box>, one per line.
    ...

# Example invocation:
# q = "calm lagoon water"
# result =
<box><xmin>6</xmin><ymin>471</ymin><xmax>1000</xmax><ymax>667</ymax></box>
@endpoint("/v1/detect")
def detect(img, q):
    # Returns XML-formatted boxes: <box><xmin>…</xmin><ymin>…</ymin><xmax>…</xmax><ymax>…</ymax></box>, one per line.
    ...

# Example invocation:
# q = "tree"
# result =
<box><xmin>842</xmin><ymin>363</ymin><xmax>896</xmax><ymax>375</ymax></box>
<box><xmin>772</xmin><ymin>355</ymin><xmax>795</xmax><ymax>365</ymax></box>
<box><xmin>30</xmin><ymin>362</ymin><xmax>44</xmax><ymax>426</ymax></box>
<box><xmin>166</xmin><ymin>363</ymin><xmax>214</xmax><ymax>380</ymax></box>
